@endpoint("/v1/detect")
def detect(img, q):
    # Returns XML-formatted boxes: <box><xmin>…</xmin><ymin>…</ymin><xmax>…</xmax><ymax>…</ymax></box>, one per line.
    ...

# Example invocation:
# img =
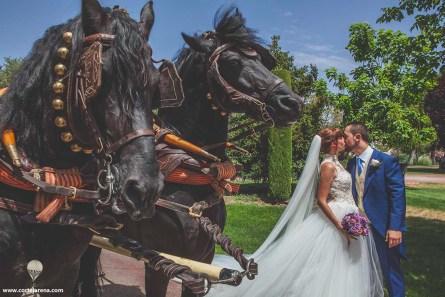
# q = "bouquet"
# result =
<box><xmin>341</xmin><ymin>212</ymin><xmax>369</xmax><ymax>237</ymax></box>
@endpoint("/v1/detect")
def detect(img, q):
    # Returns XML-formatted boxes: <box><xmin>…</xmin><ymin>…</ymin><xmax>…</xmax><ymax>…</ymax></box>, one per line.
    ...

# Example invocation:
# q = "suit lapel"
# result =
<box><xmin>364</xmin><ymin>150</ymin><xmax>379</xmax><ymax>195</ymax></box>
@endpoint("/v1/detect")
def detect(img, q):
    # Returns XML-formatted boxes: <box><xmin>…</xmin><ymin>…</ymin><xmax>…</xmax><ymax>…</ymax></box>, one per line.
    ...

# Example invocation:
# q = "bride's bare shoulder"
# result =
<box><xmin>320</xmin><ymin>161</ymin><xmax>337</xmax><ymax>177</ymax></box>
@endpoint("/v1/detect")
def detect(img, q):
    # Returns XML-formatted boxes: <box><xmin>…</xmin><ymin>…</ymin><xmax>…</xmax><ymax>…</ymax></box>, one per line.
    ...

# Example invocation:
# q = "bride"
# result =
<box><xmin>210</xmin><ymin>128</ymin><xmax>384</xmax><ymax>297</ymax></box>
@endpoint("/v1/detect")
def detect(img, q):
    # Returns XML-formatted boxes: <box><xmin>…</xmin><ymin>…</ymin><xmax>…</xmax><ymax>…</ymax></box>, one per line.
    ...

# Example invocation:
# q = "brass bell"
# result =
<box><xmin>63</xmin><ymin>32</ymin><xmax>73</xmax><ymax>44</ymax></box>
<box><xmin>54</xmin><ymin>64</ymin><xmax>67</xmax><ymax>76</ymax></box>
<box><xmin>207</xmin><ymin>93</ymin><xmax>212</xmax><ymax>100</ymax></box>
<box><xmin>52</xmin><ymin>98</ymin><xmax>64</xmax><ymax>111</ymax></box>
<box><xmin>70</xmin><ymin>143</ymin><xmax>82</xmax><ymax>153</ymax></box>
<box><xmin>57</xmin><ymin>47</ymin><xmax>69</xmax><ymax>60</ymax></box>
<box><xmin>82</xmin><ymin>148</ymin><xmax>94</xmax><ymax>155</ymax></box>
<box><xmin>54</xmin><ymin>116</ymin><xmax>67</xmax><ymax>128</ymax></box>
<box><xmin>211</xmin><ymin>105</ymin><xmax>218</xmax><ymax>111</ymax></box>
<box><xmin>60</xmin><ymin>132</ymin><xmax>73</xmax><ymax>143</ymax></box>
<box><xmin>52</xmin><ymin>81</ymin><xmax>64</xmax><ymax>94</ymax></box>
<box><xmin>220</xmin><ymin>111</ymin><xmax>227</xmax><ymax>117</ymax></box>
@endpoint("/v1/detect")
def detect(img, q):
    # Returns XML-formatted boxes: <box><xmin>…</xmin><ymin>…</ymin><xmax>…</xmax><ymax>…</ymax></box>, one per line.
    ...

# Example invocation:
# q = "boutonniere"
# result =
<box><xmin>369</xmin><ymin>159</ymin><xmax>381</xmax><ymax>168</ymax></box>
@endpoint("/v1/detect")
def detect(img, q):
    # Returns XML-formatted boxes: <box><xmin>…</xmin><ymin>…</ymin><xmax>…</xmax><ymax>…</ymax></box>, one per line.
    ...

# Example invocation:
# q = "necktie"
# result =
<box><xmin>357</xmin><ymin>157</ymin><xmax>364</xmax><ymax>176</ymax></box>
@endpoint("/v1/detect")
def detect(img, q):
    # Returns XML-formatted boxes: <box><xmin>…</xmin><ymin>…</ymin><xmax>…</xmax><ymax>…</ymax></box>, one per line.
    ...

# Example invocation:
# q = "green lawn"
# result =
<box><xmin>404</xmin><ymin>217</ymin><xmax>445</xmax><ymax>297</ymax></box>
<box><xmin>218</xmin><ymin>185</ymin><xmax>445</xmax><ymax>297</ymax></box>
<box><xmin>406</xmin><ymin>185</ymin><xmax>445</xmax><ymax>211</ymax></box>
<box><xmin>216</xmin><ymin>202</ymin><xmax>284</xmax><ymax>254</ymax></box>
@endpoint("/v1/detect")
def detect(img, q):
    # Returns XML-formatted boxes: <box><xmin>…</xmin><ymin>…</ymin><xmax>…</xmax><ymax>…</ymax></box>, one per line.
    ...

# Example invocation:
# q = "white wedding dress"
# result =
<box><xmin>210</xmin><ymin>136</ymin><xmax>384</xmax><ymax>297</ymax></box>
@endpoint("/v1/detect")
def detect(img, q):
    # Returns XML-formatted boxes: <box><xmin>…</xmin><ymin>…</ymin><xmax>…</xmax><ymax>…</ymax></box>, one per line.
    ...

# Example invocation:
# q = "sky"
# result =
<box><xmin>0</xmin><ymin>0</ymin><xmax>413</xmax><ymax>75</ymax></box>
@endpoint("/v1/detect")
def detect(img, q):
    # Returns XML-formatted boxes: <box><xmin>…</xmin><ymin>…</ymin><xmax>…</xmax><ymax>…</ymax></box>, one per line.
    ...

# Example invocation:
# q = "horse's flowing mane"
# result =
<box><xmin>174</xmin><ymin>6</ymin><xmax>264</xmax><ymax>72</ymax></box>
<box><xmin>213</xmin><ymin>6</ymin><xmax>262</xmax><ymax>47</ymax></box>
<box><xmin>0</xmin><ymin>9</ymin><xmax>152</xmax><ymax>163</ymax></box>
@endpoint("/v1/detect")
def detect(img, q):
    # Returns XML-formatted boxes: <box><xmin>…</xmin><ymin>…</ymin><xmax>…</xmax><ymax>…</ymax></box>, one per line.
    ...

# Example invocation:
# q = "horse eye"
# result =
<box><xmin>225</xmin><ymin>58</ymin><xmax>241</xmax><ymax>67</ymax></box>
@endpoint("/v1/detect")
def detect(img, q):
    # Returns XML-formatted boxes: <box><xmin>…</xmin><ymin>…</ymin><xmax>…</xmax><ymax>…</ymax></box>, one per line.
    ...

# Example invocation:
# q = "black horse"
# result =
<box><xmin>78</xmin><ymin>6</ymin><xmax>303</xmax><ymax>297</ymax></box>
<box><xmin>0</xmin><ymin>0</ymin><xmax>162</xmax><ymax>296</ymax></box>
<box><xmin>132</xmin><ymin>7</ymin><xmax>302</xmax><ymax>297</ymax></box>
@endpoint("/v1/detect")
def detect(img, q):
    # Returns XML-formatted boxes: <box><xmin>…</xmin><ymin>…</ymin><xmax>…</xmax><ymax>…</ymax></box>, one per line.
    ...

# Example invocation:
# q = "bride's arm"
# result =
<box><xmin>317</xmin><ymin>162</ymin><xmax>342</xmax><ymax>230</ymax></box>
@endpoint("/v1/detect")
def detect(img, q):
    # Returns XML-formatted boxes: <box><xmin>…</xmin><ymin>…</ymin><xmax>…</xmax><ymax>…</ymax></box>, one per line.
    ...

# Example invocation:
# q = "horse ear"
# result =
<box><xmin>181</xmin><ymin>33</ymin><xmax>213</xmax><ymax>53</ymax></box>
<box><xmin>82</xmin><ymin>0</ymin><xmax>105</xmax><ymax>36</ymax></box>
<box><xmin>140</xmin><ymin>1</ymin><xmax>155</xmax><ymax>41</ymax></box>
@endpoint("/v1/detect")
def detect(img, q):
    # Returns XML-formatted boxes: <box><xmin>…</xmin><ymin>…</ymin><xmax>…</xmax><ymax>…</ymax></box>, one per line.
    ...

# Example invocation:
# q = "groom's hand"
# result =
<box><xmin>386</xmin><ymin>230</ymin><xmax>403</xmax><ymax>248</ymax></box>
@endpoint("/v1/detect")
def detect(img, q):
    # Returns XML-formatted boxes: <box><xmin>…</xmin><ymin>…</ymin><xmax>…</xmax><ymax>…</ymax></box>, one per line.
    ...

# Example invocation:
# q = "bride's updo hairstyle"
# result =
<box><xmin>318</xmin><ymin>128</ymin><xmax>344</xmax><ymax>154</ymax></box>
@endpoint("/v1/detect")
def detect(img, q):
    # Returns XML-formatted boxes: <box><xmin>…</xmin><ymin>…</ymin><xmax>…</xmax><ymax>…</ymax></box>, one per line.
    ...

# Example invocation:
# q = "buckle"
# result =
<box><xmin>68</xmin><ymin>186</ymin><xmax>77</xmax><ymax>200</ymax></box>
<box><xmin>63</xmin><ymin>186</ymin><xmax>77</xmax><ymax>211</ymax></box>
<box><xmin>188</xmin><ymin>206</ymin><xmax>203</xmax><ymax>218</ymax></box>
<box><xmin>30</xmin><ymin>169</ymin><xmax>42</xmax><ymax>181</ymax></box>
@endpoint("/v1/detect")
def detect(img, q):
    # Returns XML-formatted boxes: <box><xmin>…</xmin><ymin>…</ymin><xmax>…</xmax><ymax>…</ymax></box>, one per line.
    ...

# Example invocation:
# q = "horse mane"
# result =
<box><xmin>213</xmin><ymin>6</ymin><xmax>263</xmax><ymax>48</ymax></box>
<box><xmin>0</xmin><ymin>9</ymin><xmax>152</xmax><ymax>163</ymax></box>
<box><xmin>174</xmin><ymin>6</ymin><xmax>264</xmax><ymax>71</ymax></box>
<box><xmin>0</xmin><ymin>18</ymin><xmax>82</xmax><ymax>162</ymax></box>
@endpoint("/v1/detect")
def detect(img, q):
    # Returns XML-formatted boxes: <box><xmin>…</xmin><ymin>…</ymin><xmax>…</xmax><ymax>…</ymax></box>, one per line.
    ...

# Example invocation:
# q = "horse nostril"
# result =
<box><xmin>277</xmin><ymin>96</ymin><xmax>302</xmax><ymax>112</ymax></box>
<box><xmin>272</xmin><ymin>94</ymin><xmax>303</xmax><ymax>127</ymax></box>
<box><xmin>123</xmin><ymin>178</ymin><xmax>159</xmax><ymax>214</ymax></box>
<box><xmin>123</xmin><ymin>179</ymin><xmax>144</xmax><ymax>208</ymax></box>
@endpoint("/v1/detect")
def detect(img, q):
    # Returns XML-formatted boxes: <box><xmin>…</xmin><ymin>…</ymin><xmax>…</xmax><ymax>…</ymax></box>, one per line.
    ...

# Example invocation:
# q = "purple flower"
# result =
<box><xmin>341</xmin><ymin>213</ymin><xmax>369</xmax><ymax>237</ymax></box>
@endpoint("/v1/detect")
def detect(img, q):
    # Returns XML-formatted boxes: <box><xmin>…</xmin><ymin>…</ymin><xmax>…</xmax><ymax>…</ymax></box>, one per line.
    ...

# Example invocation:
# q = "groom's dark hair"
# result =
<box><xmin>346</xmin><ymin>122</ymin><xmax>369</xmax><ymax>142</ymax></box>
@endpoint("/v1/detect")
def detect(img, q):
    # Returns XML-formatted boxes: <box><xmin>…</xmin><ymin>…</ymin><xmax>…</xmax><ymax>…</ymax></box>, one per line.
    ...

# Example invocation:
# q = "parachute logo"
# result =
<box><xmin>26</xmin><ymin>260</ymin><xmax>43</xmax><ymax>282</ymax></box>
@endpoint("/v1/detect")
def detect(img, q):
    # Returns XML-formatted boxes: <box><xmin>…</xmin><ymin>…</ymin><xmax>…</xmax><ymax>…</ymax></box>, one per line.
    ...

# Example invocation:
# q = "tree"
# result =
<box><xmin>268</xmin><ymin>69</ymin><xmax>293</xmax><ymax>200</ymax></box>
<box><xmin>379</xmin><ymin>0</ymin><xmax>445</xmax><ymax>165</ymax></box>
<box><xmin>0</xmin><ymin>57</ymin><xmax>23</xmax><ymax>88</ymax></box>
<box><xmin>326</xmin><ymin>23</ymin><xmax>437</xmax><ymax>153</ymax></box>
<box><xmin>378</xmin><ymin>0</ymin><xmax>445</xmax><ymax>68</ymax></box>
<box><xmin>270</xmin><ymin>36</ymin><xmax>332</xmax><ymax>175</ymax></box>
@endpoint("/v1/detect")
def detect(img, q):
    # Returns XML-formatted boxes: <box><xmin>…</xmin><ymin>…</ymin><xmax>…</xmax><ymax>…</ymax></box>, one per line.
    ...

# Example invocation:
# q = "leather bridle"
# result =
<box><xmin>64</xmin><ymin>32</ymin><xmax>155</xmax><ymax>210</ymax></box>
<box><xmin>207</xmin><ymin>43</ymin><xmax>284</xmax><ymax>128</ymax></box>
<box><xmin>67</xmin><ymin>33</ymin><xmax>155</xmax><ymax>156</ymax></box>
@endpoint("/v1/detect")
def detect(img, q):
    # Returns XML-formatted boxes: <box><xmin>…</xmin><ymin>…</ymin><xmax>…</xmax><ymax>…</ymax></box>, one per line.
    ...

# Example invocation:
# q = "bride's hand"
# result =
<box><xmin>342</xmin><ymin>231</ymin><xmax>355</xmax><ymax>247</ymax></box>
<box><xmin>336</xmin><ymin>223</ymin><xmax>354</xmax><ymax>246</ymax></box>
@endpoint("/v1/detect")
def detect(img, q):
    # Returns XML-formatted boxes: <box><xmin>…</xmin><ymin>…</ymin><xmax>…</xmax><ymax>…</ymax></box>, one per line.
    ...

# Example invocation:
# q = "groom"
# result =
<box><xmin>344</xmin><ymin>123</ymin><xmax>406</xmax><ymax>297</ymax></box>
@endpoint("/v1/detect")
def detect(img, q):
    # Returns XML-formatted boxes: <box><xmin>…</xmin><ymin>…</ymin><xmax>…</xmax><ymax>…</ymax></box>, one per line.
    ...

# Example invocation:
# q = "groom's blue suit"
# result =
<box><xmin>347</xmin><ymin>149</ymin><xmax>406</xmax><ymax>297</ymax></box>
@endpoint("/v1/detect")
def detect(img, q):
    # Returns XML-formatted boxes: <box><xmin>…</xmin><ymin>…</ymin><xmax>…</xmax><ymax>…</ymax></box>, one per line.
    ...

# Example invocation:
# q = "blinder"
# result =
<box><xmin>251</xmin><ymin>44</ymin><xmax>276</xmax><ymax>70</ymax></box>
<box><xmin>238</xmin><ymin>45</ymin><xmax>276</xmax><ymax>70</ymax></box>
<box><xmin>158</xmin><ymin>60</ymin><xmax>185</xmax><ymax>108</ymax></box>
<box><xmin>239</xmin><ymin>45</ymin><xmax>277</xmax><ymax>70</ymax></box>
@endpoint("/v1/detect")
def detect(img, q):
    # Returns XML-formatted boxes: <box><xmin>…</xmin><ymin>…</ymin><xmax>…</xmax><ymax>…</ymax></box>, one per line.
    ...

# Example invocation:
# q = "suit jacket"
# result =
<box><xmin>347</xmin><ymin>149</ymin><xmax>407</xmax><ymax>256</ymax></box>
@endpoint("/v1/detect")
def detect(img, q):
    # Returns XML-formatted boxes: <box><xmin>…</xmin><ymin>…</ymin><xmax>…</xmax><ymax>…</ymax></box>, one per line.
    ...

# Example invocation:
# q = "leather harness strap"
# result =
<box><xmin>107</xmin><ymin>128</ymin><xmax>155</xmax><ymax>154</ymax></box>
<box><xmin>21</xmin><ymin>171</ymin><xmax>101</xmax><ymax>200</ymax></box>
<box><xmin>83</xmin><ymin>33</ymin><xmax>115</xmax><ymax>45</ymax></box>
<box><xmin>155</xmin><ymin>199</ymin><xmax>210</xmax><ymax>218</ymax></box>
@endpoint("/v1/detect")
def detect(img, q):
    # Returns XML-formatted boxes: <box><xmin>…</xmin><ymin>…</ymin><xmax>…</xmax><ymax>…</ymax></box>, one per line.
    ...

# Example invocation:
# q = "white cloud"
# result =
<box><xmin>303</xmin><ymin>43</ymin><xmax>335</xmax><ymax>52</ymax></box>
<box><xmin>291</xmin><ymin>51</ymin><xmax>356</xmax><ymax>73</ymax></box>
<box><xmin>283</xmin><ymin>11</ymin><xmax>293</xmax><ymax>17</ymax></box>
<box><xmin>263</xmin><ymin>24</ymin><xmax>355</xmax><ymax>73</ymax></box>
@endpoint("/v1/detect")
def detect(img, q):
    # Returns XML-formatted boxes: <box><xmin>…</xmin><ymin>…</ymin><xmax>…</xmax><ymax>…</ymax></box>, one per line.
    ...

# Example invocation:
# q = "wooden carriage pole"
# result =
<box><xmin>267</xmin><ymin>69</ymin><xmax>292</xmax><ymax>201</ymax></box>
<box><xmin>90</xmin><ymin>235</ymin><xmax>239</xmax><ymax>282</ymax></box>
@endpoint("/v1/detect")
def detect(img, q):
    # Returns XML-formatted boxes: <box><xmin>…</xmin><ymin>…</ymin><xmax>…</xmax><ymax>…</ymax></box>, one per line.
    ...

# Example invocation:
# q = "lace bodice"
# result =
<box><xmin>321</xmin><ymin>155</ymin><xmax>355</xmax><ymax>204</ymax></box>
